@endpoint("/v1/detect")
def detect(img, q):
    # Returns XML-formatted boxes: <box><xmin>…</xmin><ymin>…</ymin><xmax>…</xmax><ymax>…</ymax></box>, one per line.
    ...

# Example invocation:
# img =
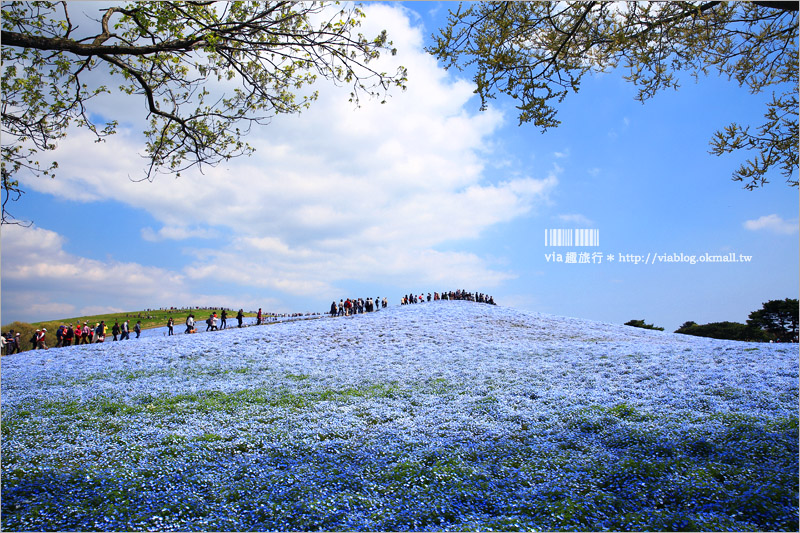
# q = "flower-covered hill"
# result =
<box><xmin>2</xmin><ymin>301</ymin><xmax>798</xmax><ymax>531</ymax></box>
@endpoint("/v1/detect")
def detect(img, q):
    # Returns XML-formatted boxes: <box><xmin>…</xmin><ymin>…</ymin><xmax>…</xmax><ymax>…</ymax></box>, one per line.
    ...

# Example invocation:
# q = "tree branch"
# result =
<box><xmin>752</xmin><ymin>1</ymin><xmax>799</xmax><ymax>11</ymax></box>
<box><xmin>1</xmin><ymin>29</ymin><xmax>205</xmax><ymax>56</ymax></box>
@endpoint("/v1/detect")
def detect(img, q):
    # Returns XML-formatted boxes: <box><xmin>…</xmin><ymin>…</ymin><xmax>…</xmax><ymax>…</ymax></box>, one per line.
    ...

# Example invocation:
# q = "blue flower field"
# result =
<box><xmin>2</xmin><ymin>302</ymin><xmax>797</xmax><ymax>531</ymax></box>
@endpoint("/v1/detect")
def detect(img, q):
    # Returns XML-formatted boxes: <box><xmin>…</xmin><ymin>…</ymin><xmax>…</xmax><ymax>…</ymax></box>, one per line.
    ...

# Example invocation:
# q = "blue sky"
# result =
<box><xmin>2</xmin><ymin>2</ymin><xmax>797</xmax><ymax>332</ymax></box>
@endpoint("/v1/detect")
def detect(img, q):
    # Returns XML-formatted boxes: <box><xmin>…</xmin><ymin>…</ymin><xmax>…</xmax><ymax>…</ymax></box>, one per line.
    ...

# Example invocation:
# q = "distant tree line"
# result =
<box><xmin>675</xmin><ymin>321</ymin><xmax>765</xmax><ymax>342</ymax></box>
<box><xmin>628</xmin><ymin>299</ymin><xmax>799</xmax><ymax>342</ymax></box>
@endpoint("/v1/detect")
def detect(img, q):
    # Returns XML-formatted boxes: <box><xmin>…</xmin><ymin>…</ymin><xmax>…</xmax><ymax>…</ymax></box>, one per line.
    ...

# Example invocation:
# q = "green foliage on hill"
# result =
<box><xmin>747</xmin><ymin>298</ymin><xmax>799</xmax><ymax>343</ymax></box>
<box><xmin>675</xmin><ymin>321</ymin><xmax>767</xmax><ymax>342</ymax></box>
<box><xmin>676</xmin><ymin>299</ymin><xmax>799</xmax><ymax>343</ymax></box>
<box><xmin>624</xmin><ymin>319</ymin><xmax>664</xmax><ymax>331</ymax></box>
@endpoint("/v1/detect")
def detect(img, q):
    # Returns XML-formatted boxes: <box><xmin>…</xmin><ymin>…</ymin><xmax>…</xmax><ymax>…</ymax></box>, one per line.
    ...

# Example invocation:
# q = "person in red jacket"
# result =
<box><xmin>36</xmin><ymin>328</ymin><xmax>48</xmax><ymax>350</ymax></box>
<box><xmin>63</xmin><ymin>324</ymin><xmax>74</xmax><ymax>346</ymax></box>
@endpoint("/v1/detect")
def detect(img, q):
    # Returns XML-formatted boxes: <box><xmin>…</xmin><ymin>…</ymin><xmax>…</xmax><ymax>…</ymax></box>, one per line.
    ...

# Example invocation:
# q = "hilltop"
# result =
<box><xmin>2</xmin><ymin>302</ymin><xmax>798</xmax><ymax>531</ymax></box>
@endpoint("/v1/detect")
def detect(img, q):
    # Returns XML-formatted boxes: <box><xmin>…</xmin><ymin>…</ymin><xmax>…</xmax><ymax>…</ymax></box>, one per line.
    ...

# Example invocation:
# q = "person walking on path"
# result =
<box><xmin>134</xmin><ymin>321</ymin><xmax>142</xmax><ymax>338</ymax></box>
<box><xmin>94</xmin><ymin>322</ymin><xmax>106</xmax><ymax>343</ymax></box>
<box><xmin>237</xmin><ymin>309</ymin><xmax>244</xmax><ymax>328</ymax></box>
<box><xmin>9</xmin><ymin>333</ymin><xmax>21</xmax><ymax>354</ymax></box>
<box><xmin>63</xmin><ymin>324</ymin><xmax>74</xmax><ymax>346</ymax></box>
<box><xmin>36</xmin><ymin>328</ymin><xmax>48</xmax><ymax>350</ymax></box>
<box><xmin>185</xmin><ymin>314</ymin><xmax>195</xmax><ymax>334</ymax></box>
<box><xmin>167</xmin><ymin>317</ymin><xmax>174</xmax><ymax>336</ymax></box>
<box><xmin>112</xmin><ymin>321</ymin><xmax>120</xmax><ymax>341</ymax></box>
<box><xmin>220</xmin><ymin>310</ymin><xmax>228</xmax><ymax>330</ymax></box>
<box><xmin>56</xmin><ymin>325</ymin><xmax>65</xmax><ymax>347</ymax></box>
<box><xmin>121</xmin><ymin>320</ymin><xmax>130</xmax><ymax>340</ymax></box>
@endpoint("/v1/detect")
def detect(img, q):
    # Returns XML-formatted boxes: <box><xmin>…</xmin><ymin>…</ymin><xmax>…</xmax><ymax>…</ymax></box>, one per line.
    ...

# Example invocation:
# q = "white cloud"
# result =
<box><xmin>1</xmin><ymin>224</ymin><xmax>289</xmax><ymax>323</ymax></box>
<box><xmin>1</xmin><ymin>225</ymin><xmax>189</xmax><ymax>322</ymax></box>
<box><xmin>11</xmin><ymin>4</ymin><xmax>558</xmax><ymax>312</ymax></box>
<box><xmin>79</xmin><ymin>305</ymin><xmax>127</xmax><ymax>317</ymax></box>
<box><xmin>557</xmin><ymin>213</ymin><xmax>594</xmax><ymax>226</ymax></box>
<box><xmin>141</xmin><ymin>226</ymin><xmax>219</xmax><ymax>242</ymax></box>
<box><xmin>743</xmin><ymin>214</ymin><xmax>798</xmax><ymax>235</ymax></box>
<box><xmin>25</xmin><ymin>302</ymin><xmax>77</xmax><ymax>322</ymax></box>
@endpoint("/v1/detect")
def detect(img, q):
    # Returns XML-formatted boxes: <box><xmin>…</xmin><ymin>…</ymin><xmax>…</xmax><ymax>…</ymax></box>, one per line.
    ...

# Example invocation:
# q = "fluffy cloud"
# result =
<box><xmin>1</xmin><ymin>223</ymin><xmax>287</xmax><ymax>323</ymax></box>
<box><xmin>0</xmin><ymin>224</ymin><xmax>190</xmax><ymax>322</ymax></box>
<box><xmin>141</xmin><ymin>226</ymin><xmax>220</xmax><ymax>242</ymax></box>
<box><xmin>743</xmin><ymin>214</ymin><xmax>798</xmax><ymax>235</ymax></box>
<box><xmin>12</xmin><ymin>4</ymin><xmax>557</xmax><ymax>314</ymax></box>
<box><xmin>556</xmin><ymin>213</ymin><xmax>594</xmax><ymax>226</ymax></box>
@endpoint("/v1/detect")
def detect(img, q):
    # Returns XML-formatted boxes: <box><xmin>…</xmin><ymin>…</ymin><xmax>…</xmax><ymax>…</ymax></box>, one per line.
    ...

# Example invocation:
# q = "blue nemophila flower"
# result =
<box><xmin>2</xmin><ymin>303</ymin><xmax>798</xmax><ymax>531</ymax></box>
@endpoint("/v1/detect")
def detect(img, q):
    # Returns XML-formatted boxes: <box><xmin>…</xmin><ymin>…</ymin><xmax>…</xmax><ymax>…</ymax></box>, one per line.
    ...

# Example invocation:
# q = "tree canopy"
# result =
<box><xmin>624</xmin><ymin>319</ymin><xmax>664</xmax><ymax>331</ymax></box>
<box><xmin>1</xmin><ymin>1</ymin><xmax>407</xmax><ymax>224</ymax></box>
<box><xmin>429</xmin><ymin>1</ymin><xmax>798</xmax><ymax>190</ymax></box>
<box><xmin>675</xmin><ymin>299</ymin><xmax>799</xmax><ymax>342</ymax></box>
<box><xmin>747</xmin><ymin>298</ymin><xmax>799</xmax><ymax>343</ymax></box>
<box><xmin>674</xmin><ymin>320</ymin><xmax>766</xmax><ymax>342</ymax></box>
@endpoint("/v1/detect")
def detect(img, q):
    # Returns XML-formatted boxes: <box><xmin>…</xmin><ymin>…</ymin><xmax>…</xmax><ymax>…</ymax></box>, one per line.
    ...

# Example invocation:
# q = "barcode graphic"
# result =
<box><xmin>544</xmin><ymin>229</ymin><xmax>600</xmax><ymax>247</ymax></box>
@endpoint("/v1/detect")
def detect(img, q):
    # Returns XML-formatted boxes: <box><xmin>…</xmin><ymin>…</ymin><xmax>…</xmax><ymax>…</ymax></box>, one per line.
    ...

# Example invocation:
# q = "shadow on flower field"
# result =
<box><xmin>2</xmin><ymin>302</ymin><xmax>798</xmax><ymax>531</ymax></box>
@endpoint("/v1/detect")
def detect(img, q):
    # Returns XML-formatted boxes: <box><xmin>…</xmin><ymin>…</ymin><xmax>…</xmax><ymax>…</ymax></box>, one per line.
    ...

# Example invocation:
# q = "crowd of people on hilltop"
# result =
<box><xmin>401</xmin><ymin>290</ymin><xmax>496</xmax><ymax>305</ymax></box>
<box><xmin>329</xmin><ymin>297</ymin><xmax>388</xmax><ymax>317</ymax></box>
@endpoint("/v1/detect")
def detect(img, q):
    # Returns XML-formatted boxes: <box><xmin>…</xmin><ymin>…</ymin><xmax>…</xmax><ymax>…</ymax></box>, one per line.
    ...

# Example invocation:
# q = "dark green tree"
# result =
<box><xmin>625</xmin><ymin>319</ymin><xmax>664</xmax><ymax>331</ymax></box>
<box><xmin>429</xmin><ymin>1</ymin><xmax>798</xmax><ymax>190</ymax></box>
<box><xmin>675</xmin><ymin>320</ymin><xmax>766</xmax><ymax>342</ymax></box>
<box><xmin>1</xmin><ymin>1</ymin><xmax>407</xmax><ymax>224</ymax></box>
<box><xmin>747</xmin><ymin>298</ymin><xmax>799</xmax><ymax>342</ymax></box>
